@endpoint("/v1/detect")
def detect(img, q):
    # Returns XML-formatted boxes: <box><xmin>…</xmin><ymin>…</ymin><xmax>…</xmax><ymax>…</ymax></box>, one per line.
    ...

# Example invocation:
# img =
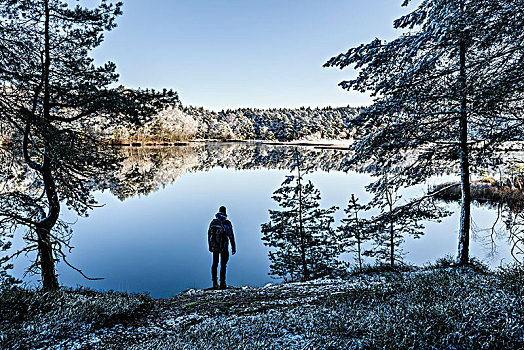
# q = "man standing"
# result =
<box><xmin>208</xmin><ymin>206</ymin><xmax>236</xmax><ymax>289</ymax></box>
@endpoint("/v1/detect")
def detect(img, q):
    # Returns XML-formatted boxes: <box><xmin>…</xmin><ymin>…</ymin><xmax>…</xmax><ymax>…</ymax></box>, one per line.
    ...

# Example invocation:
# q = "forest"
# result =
<box><xmin>106</xmin><ymin>105</ymin><xmax>359</xmax><ymax>143</ymax></box>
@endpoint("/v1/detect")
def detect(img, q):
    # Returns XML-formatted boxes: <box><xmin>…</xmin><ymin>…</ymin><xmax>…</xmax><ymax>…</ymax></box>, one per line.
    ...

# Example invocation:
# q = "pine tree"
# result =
<box><xmin>261</xmin><ymin>149</ymin><xmax>338</xmax><ymax>281</ymax></box>
<box><xmin>0</xmin><ymin>0</ymin><xmax>177</xmax><ymax>290</ymax></box>
<box><xmin>337</xmin><ymin>194</ymin><xmax>372</xmax><ymax>272</ymax></box>
<box><xmin>324</xmin><ymin>0</ymin><xmax>524</xmax><ymax>265</ymax></box>
<box><xmin>182</xmin><ymin>106</ymin><xmax>358</xmax><ymax>142</ymax></box>
<box><xmin>366</xmin><ymin>174</ymin><xmax>450</xmax><ymax>267</ymax></box>
<box><xmin>366</xmin><ymin>179</ymin><xmax>413</xmax><ymax>266</ymax></box>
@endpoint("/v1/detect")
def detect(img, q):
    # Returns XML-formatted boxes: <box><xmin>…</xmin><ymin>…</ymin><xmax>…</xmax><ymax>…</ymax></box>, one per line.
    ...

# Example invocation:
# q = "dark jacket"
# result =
<box><xmin>208</xmin><ymin>213</ymin><xmax>236</xmax><ymax>253</ymax></box>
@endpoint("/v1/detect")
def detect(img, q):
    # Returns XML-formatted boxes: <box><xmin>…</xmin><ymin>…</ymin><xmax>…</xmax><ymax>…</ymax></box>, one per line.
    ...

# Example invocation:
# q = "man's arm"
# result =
<box><xmin>207</xmin><ymin>223</ymin><xmax>213</xmax><ymax>252</ymax></box>
<box><xmin>228</xmin><ymin>221</ymin><xmax>236</xmax><ymax>255</ymax></box>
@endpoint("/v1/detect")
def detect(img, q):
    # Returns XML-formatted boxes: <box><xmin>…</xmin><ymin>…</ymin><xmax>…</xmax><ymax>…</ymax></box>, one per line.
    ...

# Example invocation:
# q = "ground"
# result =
<box><xmin>1</xmin><ymin>264</ymin><xmax>523</xmax><ymax>349</ymax></box>
<box><xmin>47</xmin><ymin>276</ymin><xmax>385</xmax><ymax>349</ymax></box>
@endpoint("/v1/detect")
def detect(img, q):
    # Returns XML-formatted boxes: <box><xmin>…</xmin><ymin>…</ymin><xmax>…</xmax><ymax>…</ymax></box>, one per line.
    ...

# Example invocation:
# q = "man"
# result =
<box><xmin>208</xmin><ymin>206</ymin><xmax>236</xmax><ymax>289</ymax></box>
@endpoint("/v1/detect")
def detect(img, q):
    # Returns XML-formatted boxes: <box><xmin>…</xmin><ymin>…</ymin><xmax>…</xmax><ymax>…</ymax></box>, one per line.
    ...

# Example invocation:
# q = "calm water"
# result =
<box><xmin>8</xmin><ymin>144</ymin><xmax>519</xmax><ymax>298</ymax></box>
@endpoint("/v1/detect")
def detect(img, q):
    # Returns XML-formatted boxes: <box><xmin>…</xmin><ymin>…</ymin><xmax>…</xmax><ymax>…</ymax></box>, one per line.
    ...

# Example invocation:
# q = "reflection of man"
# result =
<box><xmin>208</xmin><ymin>206</ymin><xmax>236</xmax><ymax>289</ymax></box>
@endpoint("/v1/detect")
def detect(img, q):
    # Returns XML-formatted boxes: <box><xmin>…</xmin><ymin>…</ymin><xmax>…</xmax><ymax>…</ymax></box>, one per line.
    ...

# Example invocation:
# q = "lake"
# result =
<box><xmin>7</xmin><ymin>143</ymin><xmax>520</xmax><ymax>298</ymax></box>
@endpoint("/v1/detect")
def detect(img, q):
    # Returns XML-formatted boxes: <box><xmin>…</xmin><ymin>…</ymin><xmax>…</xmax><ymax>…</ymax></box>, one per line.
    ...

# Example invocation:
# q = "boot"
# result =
<box><xmin>219</xmin><ymin>282</ymin><xmax>227</xmax><ymax>290</ymax></box>
<box><xmin>213</xmin><ymin>281</ymin><xmax>219</xmax><ymax>290</ymax></box>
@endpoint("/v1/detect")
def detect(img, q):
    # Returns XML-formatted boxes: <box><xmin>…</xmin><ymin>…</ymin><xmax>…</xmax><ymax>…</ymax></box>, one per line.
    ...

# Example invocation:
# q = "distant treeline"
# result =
<box><xmin>107</xmin><ymin>106</ymin><xmax>359</xmax><ymax>142</ymax></box>
<box><xmin>112</xmin><ymin>144</ymin><xmax>352</xmax><ymax>200</ymax></box>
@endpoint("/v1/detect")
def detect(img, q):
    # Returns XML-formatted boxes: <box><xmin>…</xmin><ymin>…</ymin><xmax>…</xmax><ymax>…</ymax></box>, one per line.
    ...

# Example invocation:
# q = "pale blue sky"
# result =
<box><xmin>91</xmin><ymin>0</ymin><xmax>419</xmax><ymax>111</ymax></box>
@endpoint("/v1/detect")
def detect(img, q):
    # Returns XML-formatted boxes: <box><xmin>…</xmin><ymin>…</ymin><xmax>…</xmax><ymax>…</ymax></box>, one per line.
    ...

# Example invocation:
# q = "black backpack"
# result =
<box><xmin>208</xmin><ymin>219</ymin><xmax>226</xmax><ymax>252</ymax></box>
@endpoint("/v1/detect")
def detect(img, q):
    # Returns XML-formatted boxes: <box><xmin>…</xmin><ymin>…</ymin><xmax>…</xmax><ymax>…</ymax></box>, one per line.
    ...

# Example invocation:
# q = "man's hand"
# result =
<box><xmin>232</xmin><ymin>249</ymin><xmax>236</xmax><ymax>255</ymax></box>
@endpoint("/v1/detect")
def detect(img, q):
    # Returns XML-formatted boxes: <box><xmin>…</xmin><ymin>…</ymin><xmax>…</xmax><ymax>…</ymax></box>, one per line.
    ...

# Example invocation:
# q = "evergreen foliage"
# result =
<box><xmin>325</xmin><ymin>0</ymin><xmax>524</xmax><ymax>265</ymax></box>
<box><xmin>338</xmin><ymin>178</ymin><xmax>449</xmax><ymax>269</ymax></box>
<box><xmin>366</xmin><ymin>174</ymin><xmax>451</xmax><ymax>267</ymax></box>
<box><xmin>103</xmin><ymin>105</ymin><xmax>358</xmax><ymax>143</ymax></box>
<box><xmin>0</xmin><ymin>0</ymin><xmax>177</xmax><ymax>290</ymax></box>
<box><xmin>365</xmin><ymin>178</ymin><xmax>424</xmax><ymax>266</ymax></box>
<box><xmin>184</xmin><ymin>106</ymin><xmax>358</xmax><ymax>141</ymax></box>
<box><xmin>337</xmin><ymin>194</ymin><xmax>372</xmax><ymax>272</ymax></box>
<box><xmin>261</xmin><ymin>149</ymin><xmax>339</xmax><ymax>281</ymax></box>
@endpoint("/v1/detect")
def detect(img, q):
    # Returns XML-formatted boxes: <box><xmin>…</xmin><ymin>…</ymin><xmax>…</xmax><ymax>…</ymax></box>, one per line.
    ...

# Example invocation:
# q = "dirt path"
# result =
<box><xmin>149</xmin><ymin>276</ymin><xmax>383</xmax><ymax>332</ymax></box>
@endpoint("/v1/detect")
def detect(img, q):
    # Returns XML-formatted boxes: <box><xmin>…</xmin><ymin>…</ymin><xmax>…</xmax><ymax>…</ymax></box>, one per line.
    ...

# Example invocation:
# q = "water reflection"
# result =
<box><xmin>505</xmin><ymin>211</ymin><xmax>524</xmax><ymax>263</ymax></box>
<box><xmin>5</xmin><ymin>143</ymin><xmax>523</xmax><ymax>297</ymax></box>
<box><xmin>111</xmin><ymin>143</ymin><xmax>351</xmax><ymax>200</ymax></box>
<box><xmin>485</xmin><ymin>202</ymin><xmax>524</xmax><ymax>265</ymax></box>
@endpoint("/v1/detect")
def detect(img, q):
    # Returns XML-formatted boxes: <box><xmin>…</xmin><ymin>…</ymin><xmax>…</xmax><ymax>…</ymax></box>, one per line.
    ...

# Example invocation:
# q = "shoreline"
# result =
<box><xmin>109</xmin><ymin>138</ymin><xmax>352</xmax><ymax>150</ymax></box>
<box><xmin>433</xmin><ymin>179</ymin><xmax>524</xmax><ymax>209</ymax></box>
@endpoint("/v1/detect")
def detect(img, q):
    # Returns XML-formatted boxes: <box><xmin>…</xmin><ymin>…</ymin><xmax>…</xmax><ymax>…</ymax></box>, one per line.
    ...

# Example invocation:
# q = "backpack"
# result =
<box><xmin>208</xmin><ymin>218</ymin><xmax>226</xmax><ymax>252</ymax></box>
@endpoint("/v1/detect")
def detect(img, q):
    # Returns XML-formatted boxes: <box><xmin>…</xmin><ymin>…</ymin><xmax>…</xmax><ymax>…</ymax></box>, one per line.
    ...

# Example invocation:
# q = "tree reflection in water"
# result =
<box><xmin>2</xmin><ymin>143</ymin><xmax>522</xmax><ymax>296</ymax></box>
<box><xmin>113</xmin><ymin>143</ymin><xmax>524</xmax><ymax>266</ymax></box>
<box><xmin>112</xmin><ymin>143</ymin><xmax>351</xmax><ymax>200</ymax></box>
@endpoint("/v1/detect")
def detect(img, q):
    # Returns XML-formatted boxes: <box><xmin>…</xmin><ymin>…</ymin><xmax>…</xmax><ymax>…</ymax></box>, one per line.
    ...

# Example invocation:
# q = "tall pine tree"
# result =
<box><xmin>367</xmin><ymin>174</ymin><xmax>450</xmax><ymax>267</ymax></box>
<box><xmin>0</xmin><ymin>0</ymin><xmax>177</xmax><ymax>290</ymax></box>
<box><xmin>366</xmin><ymin>178</ymin><xmax>420</xmax><ymax>266</ymax></box>
<box><xmin>337</xmin><ymin>194</ymin><xmax>372</xmax><ymax>272</ymax></box>
<box><xmin>261</xmin><ymin>149</ymin><xmax>338</xmax><ymax>281</ymax></box>
<box><xmin>325</xmin><ymin>0</ymin><xmax>524</xmax><ymax>265</ymax></box>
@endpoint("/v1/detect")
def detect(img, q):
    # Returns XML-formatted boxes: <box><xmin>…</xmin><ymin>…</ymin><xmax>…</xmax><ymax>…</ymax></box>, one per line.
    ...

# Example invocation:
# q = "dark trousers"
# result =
<box><xmin>212</xmin><ymin>250</ymin><xmax>229</xmax><ymax>284</ymax></box>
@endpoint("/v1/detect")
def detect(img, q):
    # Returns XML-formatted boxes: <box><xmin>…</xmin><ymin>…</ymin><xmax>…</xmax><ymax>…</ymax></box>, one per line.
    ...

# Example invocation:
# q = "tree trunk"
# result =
<box><xmin>356</xmin><ymin>224</ymin><xmax>362</xmax><ymax>272</ymax></box>
<box><xmin>37</xmin><ymin>154</ymin><xmax>60</xmax><ymax>290</ymax></box>
<box><xmin>389</xmin><ymin>222</ymin><xmax>394</xmax><ymax>267</ymax></box>
<box><xmin>352</xmin><ymin>194</ymin><xmax>363</xmax><ymax>272</ymax></box>
<box><xmin>457</xmin><ymin>21</ymin><xmax>471</xmax><ymax>266</ymax></box>
<box><xmin>43</xmin><ymin>0</ymin><xmax>51</xmax><ymax>121</ymax></box>
<box><xmin>357</xmin><ymin>234</ymin><xmax>362</xmax><ymax>272</ymax></box>
<box><xmin>296</xmin><ymin>150</ymin><xmax>309</xmax><ymax>281</ymax></box>
<box><xmin>37</xmin><ymin>0</ymin><xmax>60</xmax><ymax>290</ymax></box>
<box><xmin>387</xmin><ymin>189</ymin><xmax>395</xmax><ymax>267</ymax></box>
<box><xmin>36</xmin><ymin>224</ymin><xmax>59</xmax><ymax>290</ymax></box>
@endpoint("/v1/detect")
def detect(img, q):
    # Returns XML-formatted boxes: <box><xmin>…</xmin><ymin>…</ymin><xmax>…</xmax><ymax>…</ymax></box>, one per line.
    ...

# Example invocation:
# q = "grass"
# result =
<box><xmin>433</xmin><ymin>180</ymin><xmax>524</xmax><ymax>211</ymax></box>
<box><xmin>0</xmin><ymin>285</ymin><xmax>152</xmax><ymax>349</ymax></box>
<box><xmin>132</xmin><ymin>266</ymin><xmax>524</xmax><ymax>350</ymax></box>
<box><xmin>1</xmin><ymin>263</ymin><xmax>523</xmax><ymax>349</ymax></box>
<box><xmin>346</xmin><ymin>262</ymin><xmax>417</xmax><ymax>276</ymax></box>
<box><xmin>423</xmin><ymin>254</ymin><xmax>492</xmax><ymax>273</ymax></box>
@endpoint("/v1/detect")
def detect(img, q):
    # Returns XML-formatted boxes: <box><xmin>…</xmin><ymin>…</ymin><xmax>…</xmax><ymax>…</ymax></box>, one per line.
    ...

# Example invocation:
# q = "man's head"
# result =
<box><xmin>219</xmin><ymin>206</ymin><xmax>227</xmax><ymax>215</ymax></box>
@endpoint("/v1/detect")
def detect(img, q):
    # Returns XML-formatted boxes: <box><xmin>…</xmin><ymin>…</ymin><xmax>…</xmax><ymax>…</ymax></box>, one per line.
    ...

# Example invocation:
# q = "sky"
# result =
<box><xmin>90</xmin><ymin>0</ymin><xmax>419</xmax><ymax>111</ymax></box>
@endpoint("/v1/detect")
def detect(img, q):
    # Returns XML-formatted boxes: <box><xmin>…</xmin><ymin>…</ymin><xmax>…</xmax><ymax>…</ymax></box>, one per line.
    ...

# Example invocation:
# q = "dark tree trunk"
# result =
<box><xmin>38</xmin><ymin>154</ymin><xmax>60</xmax><ymax>290</ymax></box>
<box><xmin>36</xmin><ymin>224</ymin><xmax>58</xmax><ymax>290</ymax></box>
<box><xmin>296</xmin><ymin>150</ymin><xmax>309</xmax><ymax>281</ymax></box>
<box><xmin>357</xmin><ymin>234</ymin><xmax>362</xmax><ymax>272</ymax></box>
<box><xmin>352</xmin><ymin>194</ymin><xmax>363</xmax><ymax>272</ymax></box>
<box><xmin>457</xmin><ymin>23</ymin><xmax>471</xmax><ymax>266</ymax></box>
<box><xmin>37</xmin><ymin>0</ymin><xmax>59</xmax><ymax>290</ymax></box>
<box><xmin>387</xmin><ymin>188</ymin><xmax>395</xmax><ymax>267</ymax></box>
<box><xmin>389</xmin><ymin>224</ymin><xmax>394</xmax><ymax>266</ymax></box>
<box><xmin>356</xmin><ymin>224</ymin><xmax>362</xmax><ymax>272</ymax></box>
